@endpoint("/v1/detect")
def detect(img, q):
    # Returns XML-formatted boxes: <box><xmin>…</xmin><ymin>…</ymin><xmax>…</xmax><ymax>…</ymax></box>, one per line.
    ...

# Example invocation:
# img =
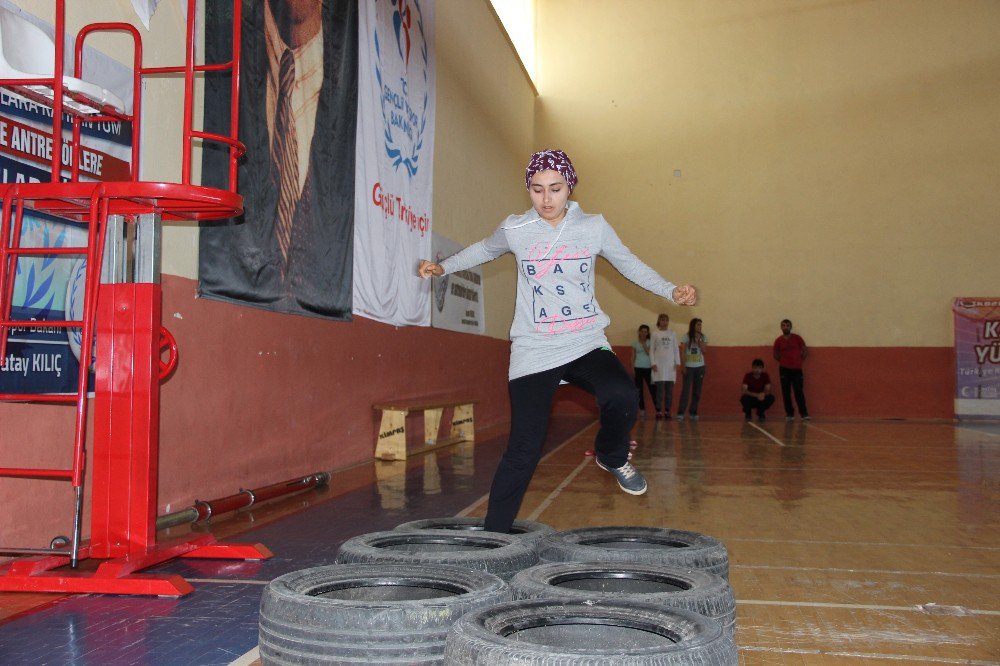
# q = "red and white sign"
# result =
<box><xmin>0</xmin><ymin>114</ymin><xmax>130</xmax><ymax>181</ymax></box>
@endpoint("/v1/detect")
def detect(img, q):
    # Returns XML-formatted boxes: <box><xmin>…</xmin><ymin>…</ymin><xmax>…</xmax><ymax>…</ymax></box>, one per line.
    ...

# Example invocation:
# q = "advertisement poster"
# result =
<box><xmin>0</xmin><ymin>3</ymin><xmax>132</xmax><ymax>394</ymax></box>
<box><xmin>430</xmin><ymin>233</ymin><xmax>484</xmax><ymax>335</ymax></box>
<box><xmin>953</xmin><ymin>297</ymin><xmax>1000</xmax><ymax>419</ymax></box>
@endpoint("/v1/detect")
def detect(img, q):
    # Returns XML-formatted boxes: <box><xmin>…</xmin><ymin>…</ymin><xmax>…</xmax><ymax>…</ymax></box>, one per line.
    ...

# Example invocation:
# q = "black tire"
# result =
<box><xmin>259</xmin><ymin>563</ymin><xmax>510</xmax><ymax>665</ymax></box>
<box><xmin>509</xmin><ymin>561</ymin><xmax>736</xmax><ymax>637</ymax></box>
<box><xmin>394</xmin><ymin>517</ymin><xmax>555</xmax><ymax>544</ymax></box>
<box><xmin>444</xmin><ymin>599</ymin><xmax>738</xmax><ymax>665</ymax></box>
<box><xmin>536</xmin><ymin>526</ymin><xmax>729</xmax><ymax>579</ymax></box>
<box><xmin>335</xmin><ymin>529</ymin><xmax>538</xmax><ymax>580</ymax></box>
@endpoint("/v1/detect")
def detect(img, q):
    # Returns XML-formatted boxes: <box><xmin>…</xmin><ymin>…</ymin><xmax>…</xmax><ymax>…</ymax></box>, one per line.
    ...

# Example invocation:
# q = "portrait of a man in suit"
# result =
<box><xmin>199</xmin><ymin>0</ymin><xmax>358</xmax><ymax>319</ymax></box>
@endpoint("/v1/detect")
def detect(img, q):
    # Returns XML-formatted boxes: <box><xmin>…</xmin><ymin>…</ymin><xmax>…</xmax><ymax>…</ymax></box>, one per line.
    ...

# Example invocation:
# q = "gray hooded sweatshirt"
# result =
<box><xmin>440</xmin><ymin>201</ymin><xmax>678</xmax><ymax>380</ymax></box>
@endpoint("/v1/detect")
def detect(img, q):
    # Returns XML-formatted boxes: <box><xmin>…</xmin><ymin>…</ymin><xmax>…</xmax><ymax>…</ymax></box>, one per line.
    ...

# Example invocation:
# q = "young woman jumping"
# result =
<box><xmin>418</xmin><ymin>149</ymin><xmax>697</xmax><ymax>533</ymax></box>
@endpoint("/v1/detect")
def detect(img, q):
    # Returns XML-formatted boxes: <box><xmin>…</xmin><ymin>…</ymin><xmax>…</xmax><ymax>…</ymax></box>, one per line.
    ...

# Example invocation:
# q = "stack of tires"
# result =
<box><xmin>258</xmin><ymin>520</ymin><xmax>737</xmax><ymax>665</ymax></box>
<box><xmin>258</xmin><ymin>563</ymin><xmax>509</xmax><ymax>664</ymax></box>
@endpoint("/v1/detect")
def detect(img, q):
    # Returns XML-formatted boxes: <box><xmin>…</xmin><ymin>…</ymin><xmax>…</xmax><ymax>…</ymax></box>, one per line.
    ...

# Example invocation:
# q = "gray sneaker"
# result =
<box><xmin>595</xmin><ymin>458</ymin><xmax>648</xmax><ymax>495</ymax></box>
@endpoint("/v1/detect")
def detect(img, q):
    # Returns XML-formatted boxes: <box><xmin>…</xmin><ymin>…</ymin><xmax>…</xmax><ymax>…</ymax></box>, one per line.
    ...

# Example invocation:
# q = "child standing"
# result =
<box><xmin>677</xmin><ymin>318</ymin><xmax>707</xmax><ymax>421</ymax></box>
<box><xmin>649</xmin><ymin>313</ymin><xmax>680</xmax><ymax>419</ymax></box>
<box><xmin>631</xmin><ymin>325</ymin><xmax>654</xmax><ymax>418</ymax></box>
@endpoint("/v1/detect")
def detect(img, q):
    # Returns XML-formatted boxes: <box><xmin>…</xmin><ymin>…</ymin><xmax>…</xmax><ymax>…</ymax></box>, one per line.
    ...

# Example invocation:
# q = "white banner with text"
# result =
<box><xmin>352</xmin><ymin>0</ymin><xmax>435</xmax><ymax>326</ymax></box>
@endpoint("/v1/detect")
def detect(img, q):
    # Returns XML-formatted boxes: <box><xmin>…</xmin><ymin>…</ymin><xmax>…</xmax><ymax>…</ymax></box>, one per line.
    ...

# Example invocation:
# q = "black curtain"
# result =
<box><xmin>198</xmin><ymin>0</ymin><xmax>358</xmax><ymax>319</ymax></box>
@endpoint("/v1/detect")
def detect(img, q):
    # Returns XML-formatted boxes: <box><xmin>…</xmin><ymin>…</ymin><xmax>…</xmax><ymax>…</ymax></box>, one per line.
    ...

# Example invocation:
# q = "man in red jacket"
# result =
<box><xmin>773</xmin><ymin>319</ymin><xmax>810</xmax><ymax>421</ymax></box>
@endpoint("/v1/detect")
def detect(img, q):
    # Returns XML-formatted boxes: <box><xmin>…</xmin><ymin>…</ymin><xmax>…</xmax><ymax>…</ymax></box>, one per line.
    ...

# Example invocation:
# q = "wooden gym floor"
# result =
<box><xmin>0</xmin><ymin>414</ymin><xmax>997</xmax><ymax>664</ymax></box>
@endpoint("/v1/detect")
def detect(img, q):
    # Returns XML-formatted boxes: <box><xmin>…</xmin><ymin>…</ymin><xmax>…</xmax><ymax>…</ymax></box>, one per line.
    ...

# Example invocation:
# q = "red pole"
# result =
<box><xmin>0</xmin><ymin>185</ymin><xmax>17</xmax><ymax>360</ymax></box>
<box><xmin>75</xmin><ymin>22</ymin><xmax>143</xmax><ymax>179</ymax></box>
<box><xmin>180</xmin><ymin>0</ymin><xmax>198</xmax><ymax>184</ymax></box>
<box><xmin>71</xmin><ymin>187</ymin><xmax>106</xmax><ymax>489</ymax></box>
<box><xmin>156</xmin><ymin>473</ymin><xmax>330</xmax><ymax>529</ymax></box>
<box><xmin>229</xmin><ymin>0</ymin><xmax>243</xmax><ymax>192</ymax></box>
<box><xmin>51</xmin><ymin>0</ymin><xmax>65</xmax><ymax>180</ymax></box>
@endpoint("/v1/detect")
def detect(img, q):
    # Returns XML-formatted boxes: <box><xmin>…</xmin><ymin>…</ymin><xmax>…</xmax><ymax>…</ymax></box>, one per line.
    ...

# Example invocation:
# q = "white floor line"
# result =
<box><xmin>804</xmin><ymin>422</ymin><xmax>850</xmax><ymax>441</ymax></box>
<box><xmin>186</xmin><ymin>578</ymin><xmax>270</xmax><ymax>585</ymax></box>
<box><xmin>454</xmin><ymin>493</ymin><xmax>487</xmax><ymax>518</ymax></box>
<box><xmin>726</xmin><ymin>536</ymin><xmax>1000</xmax><ymax>550</ymax></box>
<box><xmin>736</xmin><ymin>599</ymin><xmax>1000</xmax><ymax>616</ymax></box>
<box><xmin>739</xmin><ymin>645</ymin><xmax>997</xmax><ymax>665</ymax></box>
<box><xmin>731</xmin><ymin>563</ymin><xmax>1000</xmax><ymax>578</ymax></box>
<box><xmin>726</xmin><ymin>537</ymin><xmax>1000</xmax><ymax>551</ymax></box>
<box><xmin>525</xmin><ymin>457</ymin><xmax>592</xmax><ymax>521</ymax></box>
<box><xmin>645</xmin><ymin>465</ymin><xmax>957</xmax><ymax>475</ymax></box>
<box><xmin>454</xmin><ymin>420</ymin><xmax>598</xmax><ymax>518</ymax></box>
<box><xmin>955</xmin><ymin>425</ymin><xmax>1000</xmax><ymax>439</ymax></box>
<box><xmin>747</xmin><ymin>421</ymin><xmax>787</xmax><ymax>446</ymax></box>
<box><xmin>228</xmin><ymin>646</ymin><xmax>259</xmax><ymax>666</ymax></box>
<box><xmin>537</xmin><ymin>420</ymin><xmax>599</xmax><ymax>464</ymax></box>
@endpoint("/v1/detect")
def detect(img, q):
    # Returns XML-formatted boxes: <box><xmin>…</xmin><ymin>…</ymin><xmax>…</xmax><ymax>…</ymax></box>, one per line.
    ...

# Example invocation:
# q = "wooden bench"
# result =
<box><xmin>373</xmin><ymin>397</ymin><xmax>477</xmax><ymax>461</ymax></box>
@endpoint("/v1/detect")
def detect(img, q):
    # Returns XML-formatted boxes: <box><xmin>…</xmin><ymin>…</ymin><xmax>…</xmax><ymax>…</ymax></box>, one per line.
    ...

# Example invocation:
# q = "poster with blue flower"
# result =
<box><xmin>0</xmin><ymin>156</ymin><xmax>90</xmax><ymax>394</ymax></box>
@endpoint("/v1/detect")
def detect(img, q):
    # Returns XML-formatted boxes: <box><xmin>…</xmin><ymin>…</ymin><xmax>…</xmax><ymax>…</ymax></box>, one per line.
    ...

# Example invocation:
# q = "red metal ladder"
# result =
<box><xmin>0</xmin><ymin>183</ymin><xmax>110</xmax><ymax>569</ymax></box>
<box><xmin>0</xmin><ymin>0</ymin><xmax>271</xmax><ymax>596</ymax></box>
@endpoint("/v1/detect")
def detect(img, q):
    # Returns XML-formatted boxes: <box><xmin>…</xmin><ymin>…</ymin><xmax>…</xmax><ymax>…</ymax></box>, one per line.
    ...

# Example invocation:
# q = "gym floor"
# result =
<box><xmin>0</xmin><ymin>413</ymin><xmax>997</xmax><ymax>665</ymax></box>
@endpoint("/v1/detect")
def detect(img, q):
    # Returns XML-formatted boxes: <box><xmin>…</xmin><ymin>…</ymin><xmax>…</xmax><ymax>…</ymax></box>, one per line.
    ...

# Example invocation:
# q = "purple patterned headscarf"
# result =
<box><xmin>525</xmin><ymin>149</ymin><xmax>578</xmax><ymax>192</ymax></box>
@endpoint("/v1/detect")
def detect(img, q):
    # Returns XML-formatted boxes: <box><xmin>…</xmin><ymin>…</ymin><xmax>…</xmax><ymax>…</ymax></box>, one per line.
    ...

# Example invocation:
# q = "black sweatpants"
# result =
<box><xmin>779</xmin><ymin>367</ymin><xmax>809</xmax><ymax>417</ymax></box>
<box><xmin>634</xmin><ymin>366</ymin><xmax>653</xmax><ymax>410</ymax></box>
<box><xmin>740</xmin><ymin>393</ymin><xmax>776</xmax><ymax>417</ymax></box>
<box><xmin>483</xmin><ymin>349</ymin><xmax>638</xmax><ymax>533</ymax></box>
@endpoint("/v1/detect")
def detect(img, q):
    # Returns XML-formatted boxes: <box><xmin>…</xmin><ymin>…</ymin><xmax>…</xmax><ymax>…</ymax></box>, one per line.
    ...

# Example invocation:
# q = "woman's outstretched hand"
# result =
<box><xmin>673</xmin><ymin>284</ymin><xmax>698</xmax><ymax>305</ymax></box>
<box><xmin>417</xmin><ymin>260</ymin><xmax>445</xmax><ymax>278</ymax></box>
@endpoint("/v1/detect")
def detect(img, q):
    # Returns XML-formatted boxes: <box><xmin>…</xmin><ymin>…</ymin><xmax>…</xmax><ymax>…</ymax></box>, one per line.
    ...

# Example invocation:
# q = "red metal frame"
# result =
<box><xmin>0</xmin><ymin>0</ymin><xmax>269</xmax><ymax>596</ymax></box>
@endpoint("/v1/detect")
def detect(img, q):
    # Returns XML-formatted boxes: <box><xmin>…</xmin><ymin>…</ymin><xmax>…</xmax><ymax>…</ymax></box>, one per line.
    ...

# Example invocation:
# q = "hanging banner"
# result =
<box><xmin>199</xmin><ymin>1</ymin><xmax>359</xmax><ymax>319</ymax></box>
<box><xmin>353</xmin><ymin>0</ymin><xmax>436</xmax><ymax>326</ymax></box>
<box><xmin>953</xmin><ymin>297</ymin><xmax>1000</xmax><ymax>419</ymax></box>
<box><xmin>0</xmin><ymin>156</ymin><xmax>87</xmax><ymax>395</ymax></box>
<box><xmin>0</xmin><ymin>3</ymin><xmax>132</xmax><ymax>395</ymax></box>
<box><xmin>431</xmin><ymin>234</ymin><xmax>484</xmax><ymax>335</ymax></box>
